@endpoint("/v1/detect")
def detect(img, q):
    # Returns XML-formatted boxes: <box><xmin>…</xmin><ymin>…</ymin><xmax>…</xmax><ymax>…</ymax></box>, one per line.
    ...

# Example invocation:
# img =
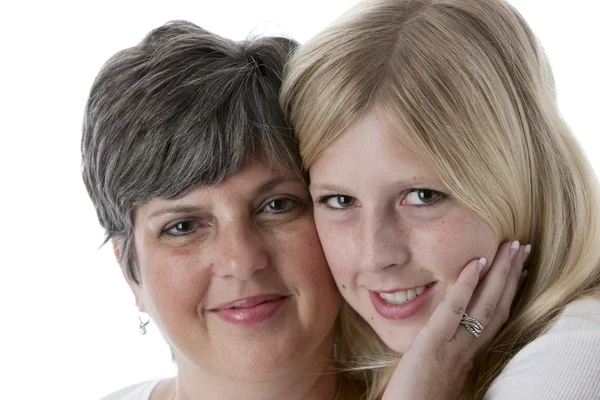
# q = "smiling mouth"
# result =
<box><xmin>369</xmin><ymin>282</ymin><xmax>437</xmax><ymax>320</ymax></box>
<box><xmin>210</xmin><ymin>294</ymin><xmax>287</xmax><ymax>311</ymax></box>
<box><xmin>209</xmin><ymin>294</ymin><xmax>289</xmax><ymax>326</ymax></box>
<box><xmin>376</xmin><ymin>283</ymin><xmax>435</xmax><ymax>305</ymax></box>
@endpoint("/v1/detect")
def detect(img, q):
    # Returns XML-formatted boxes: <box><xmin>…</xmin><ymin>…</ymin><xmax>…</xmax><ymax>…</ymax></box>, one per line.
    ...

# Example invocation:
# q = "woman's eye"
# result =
<box><xmin>165</xmin><ymin>220</ymin><xmax>198</xmax><ymax>236</ymax></box>
<box><xmin>264</xmin><ymin>198</ymin><xmax>297</xmax><ymax>213</ymax></box>
<box><xmin>402</xmin><ymin>189</ymin><xmax>442</xmax><ymax>205</ymax></box>
<box><xmin>321</xmin><ymin>195</ymin><xmax>357</xmax><ymax>209</ymax></box>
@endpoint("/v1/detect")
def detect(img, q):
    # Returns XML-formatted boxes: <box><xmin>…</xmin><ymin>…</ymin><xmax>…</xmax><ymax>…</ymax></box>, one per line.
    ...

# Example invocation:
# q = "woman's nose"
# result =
<box><xmin>214</xmin><ymin>221</ymin><xmax>268</xmax><ymax>280</ymax></box>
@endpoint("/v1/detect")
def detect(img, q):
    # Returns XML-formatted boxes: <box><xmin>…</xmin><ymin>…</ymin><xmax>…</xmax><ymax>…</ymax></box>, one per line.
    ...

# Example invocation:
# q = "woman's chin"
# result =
<box><xmin>219</xmin><ymin>344</ymin><xmax>333</xmax><ymax>381</ymax></box>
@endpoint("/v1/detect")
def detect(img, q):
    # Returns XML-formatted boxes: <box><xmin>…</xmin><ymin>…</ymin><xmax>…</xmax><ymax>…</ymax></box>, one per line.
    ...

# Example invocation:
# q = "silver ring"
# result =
<box><xmin>460</xmin><ymin>313</ymin><xmax>484</xmax><ymax>337</ymax></box>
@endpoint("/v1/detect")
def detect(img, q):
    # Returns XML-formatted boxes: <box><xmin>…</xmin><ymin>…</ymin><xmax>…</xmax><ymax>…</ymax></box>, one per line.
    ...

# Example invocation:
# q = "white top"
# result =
<box><xmin>485</xmin><ymin>298</ymin><xmax>600</xmax><ymax>399</ymax></box>
<box><xmin>100</xmin><ymin>379</ymin><xmax>161</xmax><ymax>400</ymax></box>
<box><xmin>99</xmin><ymin>300</ymin><xmax>600</xmax><ymax>400</ymax></box>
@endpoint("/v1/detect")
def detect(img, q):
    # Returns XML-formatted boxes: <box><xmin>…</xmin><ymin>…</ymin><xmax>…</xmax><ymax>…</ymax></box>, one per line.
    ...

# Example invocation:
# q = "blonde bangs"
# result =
<box><xmin>281</xmin><ymin>0</ymin><xmax>411</xmax><ymax>169</ymax></box>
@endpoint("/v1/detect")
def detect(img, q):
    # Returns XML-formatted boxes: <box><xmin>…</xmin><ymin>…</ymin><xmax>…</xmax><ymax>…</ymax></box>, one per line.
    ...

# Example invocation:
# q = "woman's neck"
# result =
<box><xmin>168</xmin><ymin>336</ymin><xmax>343</xmax><ymax>400</ymax></box>
<box><xmin>170</xmin><ymin>361</ymin><xmax>339</xmax><ymax>400</ymax></box>
<box><xmin>153</xmin><ymin>367</ymin><xmax>365</xmax><ymax>400</ymax></box>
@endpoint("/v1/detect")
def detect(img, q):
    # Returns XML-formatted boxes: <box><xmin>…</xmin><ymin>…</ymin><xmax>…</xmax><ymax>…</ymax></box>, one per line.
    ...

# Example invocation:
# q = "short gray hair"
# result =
<box><xmin>81</xmin><ymin>21</ymin><xmax>301</xmax><ymax>283</ymax></box>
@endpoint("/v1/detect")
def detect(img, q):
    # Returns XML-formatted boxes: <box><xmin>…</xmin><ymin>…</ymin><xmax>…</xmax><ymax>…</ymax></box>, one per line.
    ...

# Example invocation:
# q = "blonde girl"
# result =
<box><xmin>281</xmin><ymin>0</ymin><xmax>600</xmax><ymax>398</ymax></box>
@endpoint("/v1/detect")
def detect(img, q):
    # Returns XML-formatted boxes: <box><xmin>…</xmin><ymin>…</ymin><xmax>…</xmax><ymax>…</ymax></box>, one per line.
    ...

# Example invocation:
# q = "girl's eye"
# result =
<box><xmin>319</xmin><ymin>195</ymin><xmax>357</xmax><ymax>209</ymax></box>
<box><xmin>402</xmin><ymin>189</ymin><xmax>442</xmax><ymax>205</ymax></box>
<box><xmin>264</xmin><ymin>198</ymin><xmax>297</xmax><ymax>213</ymax></box>
<box><xmin>165</xmin><ymin>220</ymin><xmax>198</xmax><ymax>237</ymax></box>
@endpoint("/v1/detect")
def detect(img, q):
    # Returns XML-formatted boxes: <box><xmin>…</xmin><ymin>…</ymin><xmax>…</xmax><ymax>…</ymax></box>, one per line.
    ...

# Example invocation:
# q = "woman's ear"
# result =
<box><xmin>112</xmin><ymin>239</ymin><xmax>146</xmax><ymax>313</ymax></box>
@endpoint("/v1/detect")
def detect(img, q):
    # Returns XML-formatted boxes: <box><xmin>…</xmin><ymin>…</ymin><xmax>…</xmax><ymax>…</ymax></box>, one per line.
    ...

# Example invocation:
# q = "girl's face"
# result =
<box><xmin>309</xmin><ymin>111</ymin><xmax>501</xmax><ymax>352</ymax></box>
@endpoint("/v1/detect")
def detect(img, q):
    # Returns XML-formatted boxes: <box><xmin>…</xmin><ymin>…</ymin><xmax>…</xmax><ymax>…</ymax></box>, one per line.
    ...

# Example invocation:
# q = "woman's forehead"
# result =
<box><xmin>134</xmin><ymin>160</ymin><xmax>305</xmax><ymax>218</ymax></box>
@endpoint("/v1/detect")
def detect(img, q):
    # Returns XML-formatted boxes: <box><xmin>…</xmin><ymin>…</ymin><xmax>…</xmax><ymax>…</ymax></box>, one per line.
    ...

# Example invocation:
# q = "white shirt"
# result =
<box><xmin>100</xmin><ymin>379</ymin><xmax>161</xmax><ymax>400</ymax></box>
<box><xmin>485</xmin><ymin>298</ymin><xmax>600</xmax><ymax>399</ymax></box>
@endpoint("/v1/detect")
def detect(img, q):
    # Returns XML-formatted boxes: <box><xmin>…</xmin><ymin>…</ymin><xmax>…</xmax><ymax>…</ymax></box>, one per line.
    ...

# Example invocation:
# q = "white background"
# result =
<box><xmin>1</xmin><ymin>1</ymin><xmax>598</xmax><ymax>399</ymax></box>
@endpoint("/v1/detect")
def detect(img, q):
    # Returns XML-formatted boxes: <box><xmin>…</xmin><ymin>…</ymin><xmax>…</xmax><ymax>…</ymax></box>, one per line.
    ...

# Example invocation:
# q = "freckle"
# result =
<box><xmin>341</xmin><ymin>284</ymin><xmax>346</xmax><ymax>289</ymax></box>
<box><xmin>370</xmin><ymin>316</ymin><xmax>374</xmax><ymax>321</ymax></box>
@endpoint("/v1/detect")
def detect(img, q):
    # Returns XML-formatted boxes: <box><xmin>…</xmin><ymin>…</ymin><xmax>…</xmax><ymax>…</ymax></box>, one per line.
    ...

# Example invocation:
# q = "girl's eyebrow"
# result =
<box><xmin>310</xmin><ymin>176</ymin><xmax>437</xmax><ymax>192</ymax></box>
<box><xmin>309</xmin><ymin>182</ymin><xmax>349</xmax><ymax>193</ymax></box>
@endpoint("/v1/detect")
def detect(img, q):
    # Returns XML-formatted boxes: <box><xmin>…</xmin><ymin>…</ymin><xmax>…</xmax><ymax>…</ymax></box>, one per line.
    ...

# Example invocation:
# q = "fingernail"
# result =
<box><xmin>524</xmin><ymin>244</ymin><xmax>532</xmax><ymax>254</ymax></box>
<box><xmin>477</xmin><ymin>257</ymin><xmax>487</xmax><ymax>273</ymax></box>
<box><xmin>509</xmin><ymin>240</ymin><xmax>520</xmax><ymax>258</ymax></box>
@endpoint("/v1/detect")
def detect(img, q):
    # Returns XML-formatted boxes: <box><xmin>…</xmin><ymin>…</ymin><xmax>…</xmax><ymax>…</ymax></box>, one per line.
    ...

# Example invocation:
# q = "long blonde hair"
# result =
<box><xmin>281</xmin><ymin>0</ymin><xmax>600</xmax><ymax>398</ymax></box>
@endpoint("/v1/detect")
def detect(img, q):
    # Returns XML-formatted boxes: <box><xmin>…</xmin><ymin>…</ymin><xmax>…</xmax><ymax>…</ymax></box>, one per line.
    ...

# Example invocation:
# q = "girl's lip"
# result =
<box><xmin>369</xmin><ymin>283</ymin><xmax>436</xmax><ymax>320</ymax></box>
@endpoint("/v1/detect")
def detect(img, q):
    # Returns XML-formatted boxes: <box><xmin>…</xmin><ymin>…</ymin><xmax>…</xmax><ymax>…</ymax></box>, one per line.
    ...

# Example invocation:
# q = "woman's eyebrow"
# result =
<box><xmin>253</xmin><ymin>176</ymin><xmax>301</xmax><ymax>196</ymax></box>
<box><xmin>146</xmin><ymin>177</ymin><xmax>300</xmax><ymax>220</ymax></box>
<box><xmin>148</xmin><ymin>205</ymin><xmax>206</xmax><ymax>220</ymax></box>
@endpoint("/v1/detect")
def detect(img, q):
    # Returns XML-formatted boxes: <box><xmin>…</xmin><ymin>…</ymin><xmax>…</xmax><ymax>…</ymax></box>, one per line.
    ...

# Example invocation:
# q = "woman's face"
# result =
<box><xmin>309</xmin><ymin>112</ymin><xmax>500</xmax><ymax>352</ymax></box>
<box><xmin>124</xmin><ymin>158</ymin><xmax>340</xmax><ymax>379</ymax></box>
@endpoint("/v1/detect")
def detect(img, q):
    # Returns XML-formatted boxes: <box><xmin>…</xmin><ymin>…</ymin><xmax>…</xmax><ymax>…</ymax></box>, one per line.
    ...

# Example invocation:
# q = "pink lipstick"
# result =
<box><xmin>210</xmin><ymin>294</ymin><xmax>287</xmax><ymax>325</ymax></box>
<box><xmin>369</xmin><ymin>283</ymin><xmax>435</xmax><ymax>320</ymax></box>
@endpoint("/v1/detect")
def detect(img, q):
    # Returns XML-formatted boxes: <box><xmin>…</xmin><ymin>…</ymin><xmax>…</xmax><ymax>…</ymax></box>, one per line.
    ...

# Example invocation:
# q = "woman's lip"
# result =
<box><xmin>209</xmin><ymin>294</ymin><xmax>287</xmax><ymax>311</ymax></box>
<box><xmin>369</xmin><ymin>283</ymin><xmax>436</xmax><ymax>320</ymax></box>
<box><xmin>211</xmin><ymin>297</ymin><xmax>288</xmax><ymax>326</ymax></box>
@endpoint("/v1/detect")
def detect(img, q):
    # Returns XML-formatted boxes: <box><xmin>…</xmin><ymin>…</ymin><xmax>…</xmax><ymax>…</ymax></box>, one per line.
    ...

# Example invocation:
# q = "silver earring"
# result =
<box><xmin>138</xmin><ymin>313</ymin><xmax>150</xmax><ymax>335</ymax></box>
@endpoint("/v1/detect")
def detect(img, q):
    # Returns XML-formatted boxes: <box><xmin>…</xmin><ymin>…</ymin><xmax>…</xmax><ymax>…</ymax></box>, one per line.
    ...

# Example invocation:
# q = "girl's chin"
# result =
<box><xmin>369</xmin><ymin>324</ymin><xmax>421</xmax><ymax>354</ymax></box>
<box><xmin>383</xmin><ymin>336</ymin><xmax>413</xmax><ymax>354</ymax></box>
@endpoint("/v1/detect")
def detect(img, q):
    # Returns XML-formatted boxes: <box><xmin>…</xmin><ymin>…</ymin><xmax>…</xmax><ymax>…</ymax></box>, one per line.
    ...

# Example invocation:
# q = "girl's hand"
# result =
<box><xmin>382</xmin><ymin>241</ymin><xmax>530</xmax><ymax>400</ymax></box>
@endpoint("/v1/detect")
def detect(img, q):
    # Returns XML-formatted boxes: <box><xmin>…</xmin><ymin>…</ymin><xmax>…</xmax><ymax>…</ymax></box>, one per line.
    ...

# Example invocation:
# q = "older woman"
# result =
<box><xmin>82</xmin><ymin>21</ymin><xmax>345</xmax><ymax>400</ymax></box>
<box><xmin>82</xmin><ymin>20</ymin><xmax>524</xmax><ymax>400</ymax></box>
<box><xmin>282</xmin><ymin>0</ymin><xmax>600</xmax><ymax>399</ymax></box>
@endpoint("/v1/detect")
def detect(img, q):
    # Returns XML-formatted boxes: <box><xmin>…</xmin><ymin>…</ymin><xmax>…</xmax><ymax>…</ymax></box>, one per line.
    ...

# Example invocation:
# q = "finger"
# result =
<box><xmin>454</xmin><ymin>241</ymin><xmax>519</xmax><ymax>348</ymax></box>
<box><xmin>425</xmin><ymin>257</ymin><xmax>486</xmax><ymax>343</ymax></box>
<box><xmin>518</xmin><ymin>269</ymin><xmax>528</xmax><ymax>289</ymax></box>
<box><xmin>479</xmin><ymin>244</ymin><xmax>530</xmax><ymax>341</ymax></box>
<box><xmin>516</xmin><ymin>245</ymin><xmax>531</xmax><ymax>292</ymax></box>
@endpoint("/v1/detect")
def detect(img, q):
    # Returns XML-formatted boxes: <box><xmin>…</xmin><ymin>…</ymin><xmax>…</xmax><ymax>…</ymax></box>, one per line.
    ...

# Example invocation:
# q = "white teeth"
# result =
<box><xmin>379</xmin><ymin>292</ymin><xmax>393</xmax><ymax>302</ymax></box>
<box><xmin>394</xmin><ymin>291</ymin><xmax>408</xmax><ymax>304</ymax></box>
<box><xmin>379</xmin><ymin>285</ymin><xmax>428</xmax><ymax>304</ymax></box>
